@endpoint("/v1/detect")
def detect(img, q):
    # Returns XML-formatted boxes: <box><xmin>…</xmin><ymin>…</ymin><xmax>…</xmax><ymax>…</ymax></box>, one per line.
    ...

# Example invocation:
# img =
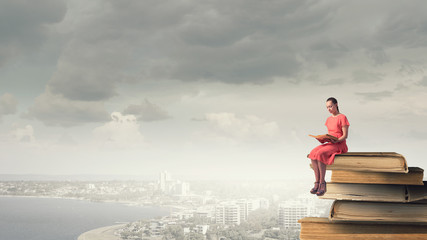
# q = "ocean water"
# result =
<box><xmin>0</xmin><ymin>196</ymin><xmax>169</xmax><ymax>240</ymax></box>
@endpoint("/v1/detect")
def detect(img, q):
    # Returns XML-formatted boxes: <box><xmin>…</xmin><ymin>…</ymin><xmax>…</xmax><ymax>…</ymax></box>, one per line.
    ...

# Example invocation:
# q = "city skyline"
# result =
<box><xmin>1</xmin><ymin>1</ymin><xmax>427</xmax><ymax>180</ymax></box>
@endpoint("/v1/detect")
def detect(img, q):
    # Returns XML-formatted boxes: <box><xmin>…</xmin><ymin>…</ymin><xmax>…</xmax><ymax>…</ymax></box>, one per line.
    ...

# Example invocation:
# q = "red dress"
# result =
<box><xmin>308</xmin><ymin>114</ymin><xmax>350</xmax><ymax>165</ymax></box>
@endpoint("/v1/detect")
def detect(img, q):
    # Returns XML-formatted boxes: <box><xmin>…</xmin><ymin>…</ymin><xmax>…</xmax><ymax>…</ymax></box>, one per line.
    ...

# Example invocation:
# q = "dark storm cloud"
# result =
<box><xmin>151</xmin><ymin>0</ymin><xmax>335</xmax><ymax>83</ymax></box>
<box><xmin>123</xmin><ymin>99</ymin><xmax>171</xmax><ymax>122</ymax></box>
<box><xmin>374</xmin><ymin>2</ymin><xmax>427</xmax><ymax>48</ymax></box>
<box><xmin>45</xmin><ymin>0</ymin><xmax>427</xmax><ymax>99</ymax></box>
<box><xmin>46</xmin><ymin>0</ymin><xmax>340</xmax><ymax>100</ymax></box>
<box><xmin>24</xmin><ymin>0</ymin><xmax>427</xmax><ymax>126</ymax></box>
<box><xmin>0</xmin><ymin>0</ymin><xmax>66</xmax><ymax>66</ymax></box>
<box><xmin>47</xmin><ymin>0</ymin><xmax>196</xmax><ymax>101</ymax></box>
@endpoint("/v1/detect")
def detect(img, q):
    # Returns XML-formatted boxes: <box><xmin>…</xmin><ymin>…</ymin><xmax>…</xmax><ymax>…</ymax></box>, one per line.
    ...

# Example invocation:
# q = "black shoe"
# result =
<box><xmin>316</xmin><ymin>182</ymin><xmax>327</xmax><ymax>196</ymax></box>
<box><xmin>310</xmin><ymin>182</ymin><xmax>319</xmax><ymax>194</ymax></box>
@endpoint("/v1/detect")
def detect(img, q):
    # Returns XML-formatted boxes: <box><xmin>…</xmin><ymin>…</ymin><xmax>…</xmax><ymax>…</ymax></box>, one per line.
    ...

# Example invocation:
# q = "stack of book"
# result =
<box><xmin>299</xmin><ymin>152</ymin><xmax>427</xmax><ymax>240</ymax></box>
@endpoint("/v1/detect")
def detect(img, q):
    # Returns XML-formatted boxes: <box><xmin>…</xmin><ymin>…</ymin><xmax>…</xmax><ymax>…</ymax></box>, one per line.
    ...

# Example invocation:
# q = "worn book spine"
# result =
<box><xmin>329</xmin><ymin>200</ymin><xmax>427</xmax><ymax>223</ymax></box>
<box><xmin>330</xmin><ymin>167</ymin><xmax>424</xmax><ymax>185</ymax></box>
<box><xmin>326</xmin><ymin>152</ymin><xmax>409</xmax><ymax>173</ymax></box>
<box><xmin>299</xmin><ymin>217</ymin><xmax>427</xmax><ymax>240</ymax></box>
<box><xmin>320</xmin><ymin>182</ymin><xmax>427</xmax><ymax>202</ymax></box>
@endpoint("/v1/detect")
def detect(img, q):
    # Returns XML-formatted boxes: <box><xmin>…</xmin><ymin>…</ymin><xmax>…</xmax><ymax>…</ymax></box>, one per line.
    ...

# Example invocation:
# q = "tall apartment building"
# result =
<box><xmin>215</xmin><ymin>203</ymin><xmax>241</xmax><ymax>225</ymax></box>
<box><xmin>278</xmin><ymin>200</ymin><xmax>309</xmax><ymax>229</ymax></box>
<box><xmin>236</xmin><ymin>199</ymin><xmax>251</xmax><ymax>223</ymax></box>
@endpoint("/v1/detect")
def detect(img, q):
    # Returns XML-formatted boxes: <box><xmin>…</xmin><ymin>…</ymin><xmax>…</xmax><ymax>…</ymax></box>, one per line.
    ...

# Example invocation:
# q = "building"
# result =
<box><xmin>278</xmin><ymin>198</ymin><xmax>316</xmax><ymax>228</ymax></box>
<box><xmin>158</xmin><ymin>171</ymin><xmax>191</xmax><ymax>196</ymax></box>
<box><xmin>173</xmin><ymin>181</ymin><xmax>190</xmax><ymax>196</ymax></box>
<box><xmin>149</xmin><ymin>220</ymin><xmax>166</xmax><ymax>236</ymax></box>
<box><xmin>159</xmin><ymin>171</ymin><xmax>171</xmax><ymax>193</ymax></box>
<box><xmin>215</xmin><ymin>202</ymin><xmax>241</xmax><ymax>225</ymax></box>
<box><xmin>278</xmin><ymin>200</ymin><xmax>309</xmax><ymax>229</ymax></box>
<box><xmin>195</xmin><ymin>225</ymin><xmax>209</xmax><ymax>235</ymax></box>
<box><xmin>237</xmin><ymin>198</ymin><xmax>270</xmax><ymax>222</ymax></box>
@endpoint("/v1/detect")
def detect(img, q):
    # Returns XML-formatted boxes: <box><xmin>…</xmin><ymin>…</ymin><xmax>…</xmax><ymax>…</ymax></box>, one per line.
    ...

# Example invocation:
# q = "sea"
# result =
<box><xmin>0</xmin><ymin>196</ymin><xmax>169</xmax><ymax>240</ymax></box>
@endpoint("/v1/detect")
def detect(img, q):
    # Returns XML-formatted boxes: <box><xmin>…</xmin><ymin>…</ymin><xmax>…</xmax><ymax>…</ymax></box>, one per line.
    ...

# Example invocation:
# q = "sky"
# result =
<box><xmin>1</xmin><ymin>0</ymin><xmax>427</xmax><ymax>181</ymax></box>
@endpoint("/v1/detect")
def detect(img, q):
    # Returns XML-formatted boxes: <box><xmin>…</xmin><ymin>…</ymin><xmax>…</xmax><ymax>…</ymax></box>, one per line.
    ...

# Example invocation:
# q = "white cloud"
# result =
<box><xmin>92</xmin><ymin>112</ymin><xmax>144</xmax><ymax>149</ymax></box>
<box><xmin>26</xmin><ymin>89</ymin><xmax>109</xmax><ymax>127</ymax></box>
<box><xmin>0</xmin><ymin>93</ymin><xmax>18</xmax><ymax>118</ymax></box>
<box><xmin>11</xmin><ymin>125</ymin><xmax>35</xmax><ymax>143</ymax></box>
<box><xmin>203</xmin><ymin>112</ymin><xmax>279</xmax><ymax>141</ymax></box>
<box><xmin>123</xmin><ymin>99</ymin><xmax>171</xmax><ymax>122</ymax></box>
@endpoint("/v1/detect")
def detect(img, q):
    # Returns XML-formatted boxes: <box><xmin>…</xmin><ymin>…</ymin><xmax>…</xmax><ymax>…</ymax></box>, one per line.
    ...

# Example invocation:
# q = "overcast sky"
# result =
<box><xmin>1</xmin><ymin>0</ymin><xmax>427</xmax><ymax>180</ymax></box>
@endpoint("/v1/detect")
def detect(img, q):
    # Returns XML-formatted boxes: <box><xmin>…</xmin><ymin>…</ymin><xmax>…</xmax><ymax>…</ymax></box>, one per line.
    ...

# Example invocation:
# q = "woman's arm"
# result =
<box><xmin>333</xmin><ymin>125</ymin><xmax>349</xmax><ymax>143</ymax></box>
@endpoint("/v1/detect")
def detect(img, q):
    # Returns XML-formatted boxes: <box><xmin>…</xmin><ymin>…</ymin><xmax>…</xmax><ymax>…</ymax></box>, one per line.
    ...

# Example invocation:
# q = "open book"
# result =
<box><xmin>309</xmin><ymin>134</ymin><xmax>338</xmax><ymax>141</ymax></box>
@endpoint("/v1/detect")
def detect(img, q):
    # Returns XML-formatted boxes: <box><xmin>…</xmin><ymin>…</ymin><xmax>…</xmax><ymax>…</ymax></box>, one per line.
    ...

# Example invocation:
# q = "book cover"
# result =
<box><xmin>329</xmin><ymin>200</ymin><xmax>427</xmax><ymax>223</ymax></box>
<box><xmin>325</xmin><ymin>152</ymin><xmax>409</xmax><ymax>173</ymax></box>
<box><xmin>299</xmin><ymin>217</ymin><xmax>427</xmax><ymax>240</ymax></box>
<box><xmin>331</xmin><ymin>167</ymin><xmax>424</xmax><ymax>185</ymax></box>
<box><xmin>319</xmin><ymin>182</ymin><xmax>427</xmax><ymax>202</ymax></box>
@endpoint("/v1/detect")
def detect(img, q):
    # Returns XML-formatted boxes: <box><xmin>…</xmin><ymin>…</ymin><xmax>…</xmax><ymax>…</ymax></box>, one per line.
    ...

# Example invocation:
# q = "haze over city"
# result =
<box><xmin>1</xmin><ymin>0</ymin><xmax>427</xmax><ymax>180</ymax></box>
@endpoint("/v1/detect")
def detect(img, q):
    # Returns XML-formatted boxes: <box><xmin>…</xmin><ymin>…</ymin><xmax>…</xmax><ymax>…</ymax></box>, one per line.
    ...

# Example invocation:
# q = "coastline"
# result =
<box><xmin>77</xmin><ymin>224</ymin><xmax>126</xmax><ymax>240</ymax></box>
<box><xmin>0</xmin><ymin>194</ymin><xmax>145</xmax><ymax>207</ymax></box>
<box><xmin>0</xmin><ymin>195</ymin><xmax>181</xmax><ymax>239</ymax></box>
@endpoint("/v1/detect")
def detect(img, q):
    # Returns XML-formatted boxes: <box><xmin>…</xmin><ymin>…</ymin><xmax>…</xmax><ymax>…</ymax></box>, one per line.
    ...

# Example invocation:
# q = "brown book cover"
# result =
<box><xmin>299</xmin><ymin>217</ymin><xmax>427</xmax><ymax>240</ymax></box>
<box><xmin>329</xmin><ymin>200</ymin><xmax>427</xmax><ymax>223</ymax></box>
<box><xmin>320</xmin><ymin>182</ymin><xmax>427</xmax><ymax>202</ymax></box>
<box><xmin>325</xmin><ymin>152</ymin><xmax>409</xmax><ymax>173</ymax></box>
<box><xmin>331</xmin><ymin>167</ymin><xmax>424</xmax><ymax>185</ymax></box>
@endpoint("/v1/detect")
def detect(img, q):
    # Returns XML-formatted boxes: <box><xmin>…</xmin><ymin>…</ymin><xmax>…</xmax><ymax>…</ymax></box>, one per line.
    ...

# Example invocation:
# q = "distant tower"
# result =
<box><xmin>159</xmin><ymin>171</ymin><xmax>171</xmax><ymax>192</ymax></box>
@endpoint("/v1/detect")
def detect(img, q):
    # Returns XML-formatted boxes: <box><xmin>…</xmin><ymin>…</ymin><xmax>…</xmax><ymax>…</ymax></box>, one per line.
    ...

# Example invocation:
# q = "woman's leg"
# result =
<box><xmin>311</xmin><ymin>159</ymin><xmax>320</xmax><ymax>182</ymax></box>
<box><xmin>317</xmin><ymin>161</ymin><xmax>327</xmax><ymax>195</ymax></box>
<box><xmin>318</xmin><ymin>161</ymin><xmax>326</xmax><ymax>183</ymax></box>
<box><xmin>310</xmin><ymin>159</ymin><xmax>320</xmax><ymax>193</ymax></box>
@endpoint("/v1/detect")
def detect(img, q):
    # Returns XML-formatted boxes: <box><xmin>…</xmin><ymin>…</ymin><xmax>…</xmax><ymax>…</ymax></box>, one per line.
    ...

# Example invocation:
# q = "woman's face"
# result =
<box><xmin>326</xmin><ymin>100</ymin><xmax>338</xmax><ymax>115</ymax></box>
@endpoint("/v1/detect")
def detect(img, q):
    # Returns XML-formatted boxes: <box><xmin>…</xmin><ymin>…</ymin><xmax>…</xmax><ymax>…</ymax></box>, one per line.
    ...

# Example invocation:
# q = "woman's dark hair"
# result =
<box><xmin>326</xmin><ymin>97</ymin><xmax>339</xmax><ymax>112</ymax></box>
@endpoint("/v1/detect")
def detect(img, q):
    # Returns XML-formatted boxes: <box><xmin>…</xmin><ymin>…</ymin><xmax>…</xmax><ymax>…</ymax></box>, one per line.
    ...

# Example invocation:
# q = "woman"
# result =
<box><xmin>308</xmin><ymin>97</ymin><xmax>349</xmax><ymax>196</ymax></box>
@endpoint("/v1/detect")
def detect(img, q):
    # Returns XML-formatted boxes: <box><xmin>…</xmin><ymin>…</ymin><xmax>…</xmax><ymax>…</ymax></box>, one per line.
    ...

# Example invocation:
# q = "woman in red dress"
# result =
<box><xmin>308</xmin><ymin>97</ymin><xmax>349</xmax><ymax>196</ymax></box>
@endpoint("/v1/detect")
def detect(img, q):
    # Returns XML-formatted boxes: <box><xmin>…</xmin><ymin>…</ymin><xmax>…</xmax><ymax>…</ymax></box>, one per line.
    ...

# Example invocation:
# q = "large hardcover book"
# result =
<box><xmin>320</xmin><ymin>182</ymin><xmax>427</xmax><ymax>202</ymax></box>
<box><xmin>329</xmin><ymin>200</ymin><xmax>427</xmax><ymax>223</ymax></box>
<box><xmin>325</xmin><ymin>152</ymin><xmax>408</xmax><ymax>173</ymax></box>
<box><xmin>299</xmin><ymin>217</ymin><xmax>427</xmax><ymax>240</ymax></box>
<box><xmin>331</xmin><ymin>167</ymin><xmax>424</xmax><ymax>185</ymax></box>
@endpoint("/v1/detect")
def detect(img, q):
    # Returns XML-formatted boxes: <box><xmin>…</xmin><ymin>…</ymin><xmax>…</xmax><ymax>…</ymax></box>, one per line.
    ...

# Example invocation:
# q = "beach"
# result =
<box><xmin>77</xmin><ymin>224</ymin><xmax>126</xmax><ymax>240</ymax></box>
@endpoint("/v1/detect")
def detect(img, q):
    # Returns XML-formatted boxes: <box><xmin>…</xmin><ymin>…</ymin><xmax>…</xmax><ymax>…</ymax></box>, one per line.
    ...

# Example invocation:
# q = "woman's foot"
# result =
<box><xmin>316</xmin><ymin>182</ymin><xmax>327</xmax><ymax>196</ymax></box>
<box><xmin>310</xmin><ymin>182</ymin><xmax>319</xmax><ymax>194</ymax></box>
